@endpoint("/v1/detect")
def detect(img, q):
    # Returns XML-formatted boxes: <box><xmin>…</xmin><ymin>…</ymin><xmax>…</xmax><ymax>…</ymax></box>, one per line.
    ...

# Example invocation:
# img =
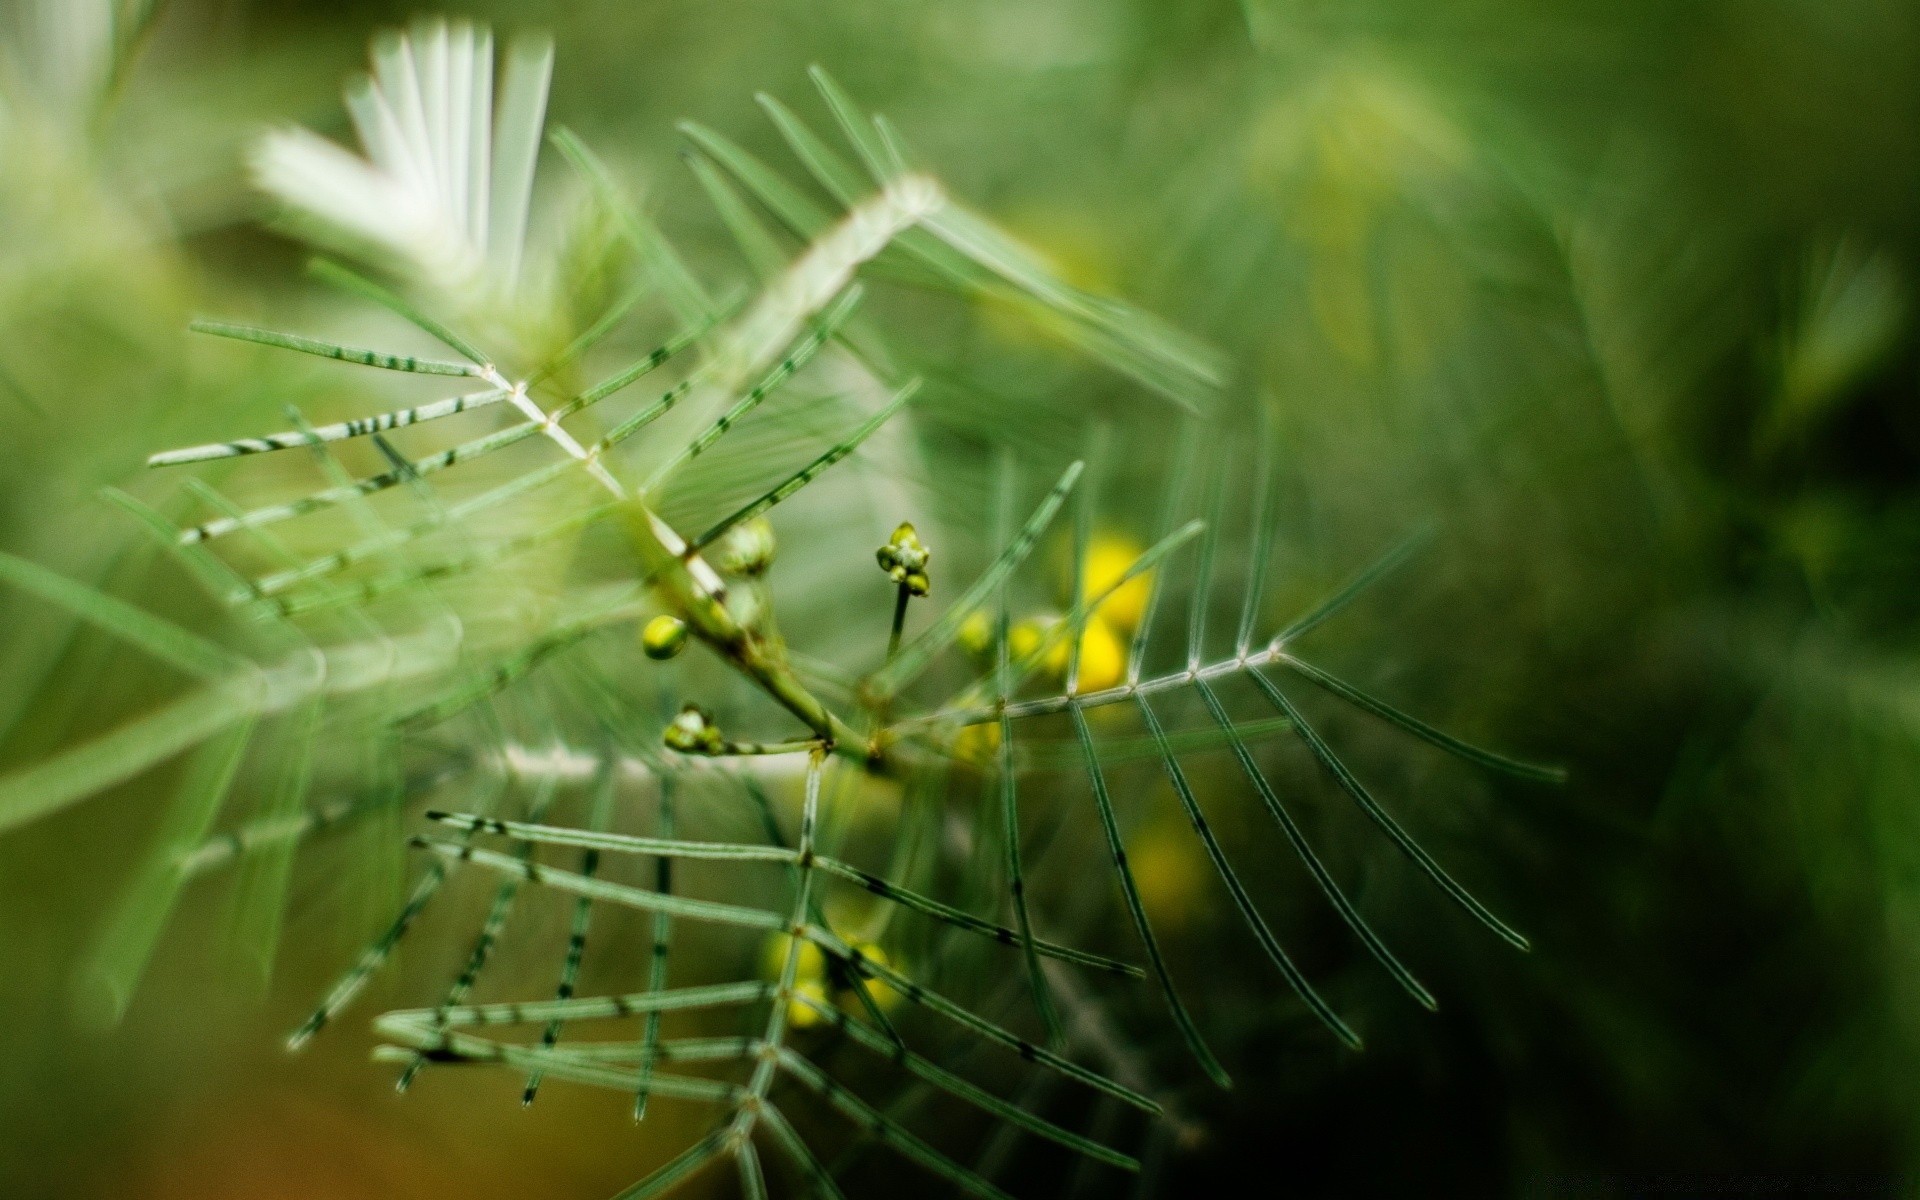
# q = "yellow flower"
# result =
<box><xmin>1073</xmin><ymin>615</ymin><xmax>1128</xmax><ymax>692</ymax></box>
<box><xmin>842</xmin><ymin>940</ymin><xmax>903</xmax><ymax>1015</ymax></box>
<box><xmin>761</xmin><ymin>933</ymin><xmax>831</xmax><ymax>1026</ymax></box>
<box><xmin>1082</xmin><ymin>534</ymin><xmax>1151</xmax><ymax>633</ymax></box>
<box><xmin>957</xmin><ymin>610</ymin><xmax>995</xmax><ymax>660</ymax></box>
<box><xmin>954</xmin><ymin>720</ymin><xmax>1002</xmax><ymax>764</ymax></box>
<box><xmin>1008</xmin><ymin>617</ymin><xmax>1072</xmax><ymax>677</ymax></box>
<box><xmin>759</xmin><ymin>932</ymin><xmax>902</xmax><ymax>1027</ymax></box>
<box><xmin>1127</xmin><ymin>817</ymin><xmax>1210</xmax><ymax>932</ymax></box>
<box><xmin>946</xmin><ymin>530</ymin><xmax>1144</xmax><ymax>716</ymax></box>
<box><xmin>994</xmin><ymin>611</ymin><xmax>1131</xmax><ymax>692</ymax></box>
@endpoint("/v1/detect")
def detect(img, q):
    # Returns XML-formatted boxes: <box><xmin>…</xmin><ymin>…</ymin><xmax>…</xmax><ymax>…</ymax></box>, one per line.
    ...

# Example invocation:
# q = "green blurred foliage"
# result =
<box><xmin>0</xmin><ymin>0</ymin><xmax>1916</xmax><ymax>1196</ymax></box>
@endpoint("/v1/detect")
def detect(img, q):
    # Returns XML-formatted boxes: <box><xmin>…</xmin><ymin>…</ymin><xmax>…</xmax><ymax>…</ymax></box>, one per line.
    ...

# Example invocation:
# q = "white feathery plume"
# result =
<box><xmin>250</xmin><ymin>20</ymin><xmax>552</xmax><ymax>299</ymax></box>
<box><xmin>723</xmin><ymin>174</ymin><xmax>944</xmax><ymax>385</ymax></box>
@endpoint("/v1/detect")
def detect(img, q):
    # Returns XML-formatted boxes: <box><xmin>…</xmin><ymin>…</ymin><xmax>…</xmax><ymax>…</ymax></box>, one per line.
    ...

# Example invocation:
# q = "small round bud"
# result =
<box><xmin>875</xmin><ymin>522</ymin><xmax>931</xmax><ymax>596</ymax></box>
<box><xmin>640</xmin><ymin>614</ymin><xmax>688</xmax><ymax>660</ymax></box>
<box><xmin>717</xmin><ymin>517</ymin><xmax>777</xmax><ymax>577</ymax></box>
<box><xmin>664</xmin><ymin>703</ymin><xmax>724</xmax><ymax>754</ymax></box>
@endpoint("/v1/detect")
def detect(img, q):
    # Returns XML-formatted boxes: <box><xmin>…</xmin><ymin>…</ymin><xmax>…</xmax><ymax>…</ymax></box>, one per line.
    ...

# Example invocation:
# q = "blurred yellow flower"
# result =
<box><xmin>1081</xmin><ymin>533</ymin><xmax>1152</xmax><ymax>632</ymax></box>
<box><xmin>759</xmin><ymin>931</ymin><xmax>901</xmax><ymax>1027</ymax></box>
<box><xmin>957</xmin><ymin>610</ymin><xmax>994</xmax><ymax>659</ymax></box>
<box><xmin>1127</xmin><ymin>816</ymin><xmax>1210</xmax><ymax>932</ymax></box>
<box><xmin>1008</xmin><ymin>616</ymin><xmax>1071</xmax><ymax>676</ymax></box>
<box><xmin>943</xmin><ymin>532</ymin><xmax>1144</xmax><ymax>713</ymax></box>
<box><xmin>954</xmin><ymin>720</ymin><xmax>1002</xmax><ymax>764</ymax></box>
<box><xmin>1073</xmin><ymin>612</ymin><xmax>1128</xmax><ymax>692</ymax></box>
<box><xmin>845</xmin><ymin>940</ymin><xmax>903</xmax><ymax>1015</ymax></box>
<box><xmin>760</xmin><ymin>934</ymin><xmax>830</xmax><ymax>1027</ymax></box>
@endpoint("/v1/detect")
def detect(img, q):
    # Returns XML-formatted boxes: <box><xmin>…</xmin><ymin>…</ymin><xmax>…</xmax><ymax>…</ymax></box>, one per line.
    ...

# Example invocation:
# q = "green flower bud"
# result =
<box><xmin>875</xmin><ymin>522</ymin><xmax>931</xmax><ymax>596</ymax></box>
<box><xmin>717</xmin><ymin>517</ymin><xmax>777</xmax><ymax>577</ymax></box>
<box><xmin>664</xmin><ymin>703</ymin><xmax>724</xmax><ymax>754</ymax></box>
<box><xmin>640</xmin><ymin>614</ymin><xmax>688</xmax><ymax>659</ymax></box>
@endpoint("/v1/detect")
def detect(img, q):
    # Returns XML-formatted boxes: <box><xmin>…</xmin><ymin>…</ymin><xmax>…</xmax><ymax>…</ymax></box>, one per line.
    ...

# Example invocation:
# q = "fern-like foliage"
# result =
<box><xmin>0</xmin><ymin>21</ymin><xmax>1561</xmax><ymax>1198</ymax></box>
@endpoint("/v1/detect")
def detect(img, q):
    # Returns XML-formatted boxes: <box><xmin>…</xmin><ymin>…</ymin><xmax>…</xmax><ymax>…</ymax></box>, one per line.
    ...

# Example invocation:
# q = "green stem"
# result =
<box><xmin>715</xmin><ymin>740</ymin><xmax>822</xmax><ymax>758</ymax></box>
<box><xmin>621</xmin><ymin>502</ymin><xmax>863</xmax><ymax>755</ymax></box>
<box><xmin>887</xmin><ymin>583</ymin><xmax>910</xmax><ymax>662</ymax></box>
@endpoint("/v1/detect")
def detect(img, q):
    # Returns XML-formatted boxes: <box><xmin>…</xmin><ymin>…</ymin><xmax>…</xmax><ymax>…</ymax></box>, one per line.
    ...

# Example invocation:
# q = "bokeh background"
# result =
<box><xmin>1</xmin><ymin>0</ymin><xmax>1917</xmax><ymax>1196</ymax></box>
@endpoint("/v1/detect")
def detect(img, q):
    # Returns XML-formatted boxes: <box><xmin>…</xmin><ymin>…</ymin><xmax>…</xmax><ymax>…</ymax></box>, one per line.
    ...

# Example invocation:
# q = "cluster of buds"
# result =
<box><xmin>875</xmin><ymin>522</ymin><xmax>930</xmax><ymax>596</ymax></box>
<box><xmin>664</xmin><ymin>703</ymin><xmax>724</xmax><ymax>754</ymax></box>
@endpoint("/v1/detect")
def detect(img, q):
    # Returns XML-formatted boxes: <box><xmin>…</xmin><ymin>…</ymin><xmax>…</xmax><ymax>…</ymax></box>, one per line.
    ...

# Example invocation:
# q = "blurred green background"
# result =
<box><xmin>1</xmin><ymin>0</ymin><xmax>1917</xmax><ymax>1196</ymax></box>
